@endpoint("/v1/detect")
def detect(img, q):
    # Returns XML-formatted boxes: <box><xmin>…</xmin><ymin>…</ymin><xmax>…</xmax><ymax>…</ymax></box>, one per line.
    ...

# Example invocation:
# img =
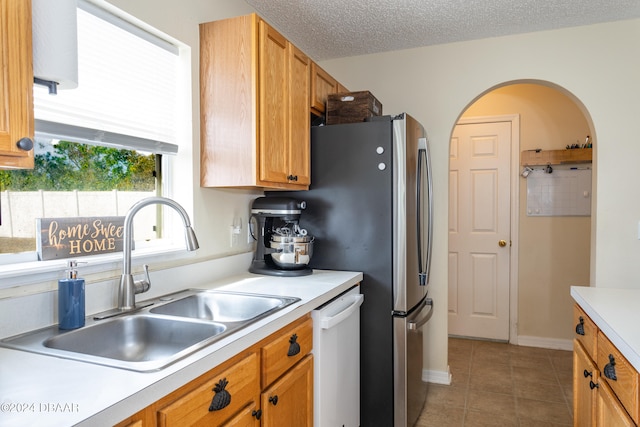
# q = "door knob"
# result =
<box><xmin>498</xmin><ymin>240</ymin><xmax>507</xmax><ymax>247</ymax></box>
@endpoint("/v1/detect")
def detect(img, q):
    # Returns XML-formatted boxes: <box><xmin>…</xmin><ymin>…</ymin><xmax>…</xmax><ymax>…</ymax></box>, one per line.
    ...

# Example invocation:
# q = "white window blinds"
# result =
<box><xmin>33</xmin><ymin>2</ymin><xmax>180</xmax><ymax>154</ymax></box>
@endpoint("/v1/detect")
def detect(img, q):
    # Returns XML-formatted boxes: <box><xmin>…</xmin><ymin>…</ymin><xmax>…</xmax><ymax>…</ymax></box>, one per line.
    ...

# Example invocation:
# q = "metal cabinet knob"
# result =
<box><xmin>16</xmin><ymin>137</ymin><xmax>34</xmax><ymax>151</ymax></box>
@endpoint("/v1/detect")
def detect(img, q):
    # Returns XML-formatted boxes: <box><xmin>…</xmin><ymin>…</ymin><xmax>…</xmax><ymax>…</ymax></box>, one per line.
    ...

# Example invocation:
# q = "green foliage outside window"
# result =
<box><xmin>0</xmin><ymin>141</ymin><xmax>156</xmax><ymax>192</ymax></box>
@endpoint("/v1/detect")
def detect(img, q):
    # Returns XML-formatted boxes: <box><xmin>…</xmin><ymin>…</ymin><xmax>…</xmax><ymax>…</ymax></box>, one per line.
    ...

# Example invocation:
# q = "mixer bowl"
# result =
<box><xmin>270</xmin><ymin>236</ymin><xmax>314</xmax><ymax>269</ymax></box>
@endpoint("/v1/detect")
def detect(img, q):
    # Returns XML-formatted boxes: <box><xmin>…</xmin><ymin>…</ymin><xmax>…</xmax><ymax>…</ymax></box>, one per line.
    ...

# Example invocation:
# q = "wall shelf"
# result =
<box><xmin>521</xmin><ymin>148</ymin><xmax>592</xmax><ymax>166</ymax></box>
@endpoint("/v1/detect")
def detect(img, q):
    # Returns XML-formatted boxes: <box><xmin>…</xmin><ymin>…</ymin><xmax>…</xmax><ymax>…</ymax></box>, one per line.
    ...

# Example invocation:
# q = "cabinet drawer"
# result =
<box><xmin>158</xmin><ymin>352</ymin><xmax>260</xmax><ymax>427</ymax></box>
<box><xmin>261</xmin><ymin>316</ymin><xmax>312</xmax><ymax>388</ymax></box>
<box><xmin>574</xmin><ymin>304</ymin><xmax>598</xmax><ymax>359</ymax></box>
<box><xmin>597</xmin><ymin>331</ymin><xmax>639</xmax><ymax>424</ymax></box>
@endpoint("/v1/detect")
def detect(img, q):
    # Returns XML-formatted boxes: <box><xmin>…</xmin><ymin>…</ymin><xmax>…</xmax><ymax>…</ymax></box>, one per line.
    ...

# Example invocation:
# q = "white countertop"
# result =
<box><xmin>0</xmin><ymin>269</ymin><xmax>362</xmax><ymax>427</ymax></box>
<box><xmin>571</xmin><ymin>286</ymin><xmax>640</xmax><ymax>372</ymax></box>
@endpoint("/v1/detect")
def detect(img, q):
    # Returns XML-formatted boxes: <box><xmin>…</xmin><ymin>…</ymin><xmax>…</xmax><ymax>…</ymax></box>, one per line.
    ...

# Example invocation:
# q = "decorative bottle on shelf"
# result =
<box><xmin>58</xmin><ymin>260</ymin><xmax>85</xmax><ymax>330</ymax></box>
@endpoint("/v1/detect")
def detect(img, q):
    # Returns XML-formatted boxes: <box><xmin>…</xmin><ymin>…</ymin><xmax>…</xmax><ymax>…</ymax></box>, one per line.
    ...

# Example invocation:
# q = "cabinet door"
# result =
<box><xmin>287</xmin><ymin>44</ymin><xmax>310</xmax><ymax>186</ymax></box>
<box><xmin>596</xmin><ymin>379</ymin><xmax>635</xmax><ymax>427</ymax></box>
<box><xmin>0</xmin><ymin>0</ymin><xmax>34</xmax><ymax>169</ymax></box>
<box><xmin>221</xmin><ymin>402</ymin><xmax>261</xmax><ymax>427</ymax></box>
<box><xmin>199</xmin><ymin>14</ymin><xmax>258</xmax><ymax>188</ymax></box>
<box><xmin>262</xmin><ymin>354</ymin><xmax>313</xmax><ymax>427</ymax></box>
<box><xmin>310</xmin><ymin>62</ymin><xmax>337</xmax><ymax>113</ymax></box>
<box><xmin>337</xmin><ymin>82</ymin><xmax>349</xmax><ymax>93</ymax></box>
<box><xmin>258</xmin><ymin>21</ymin><xmax>289</xmax><ymax>185</ymax></box>
<box><xmin>574</xmin><ymin>340</ymin><xmax>597</xmax><ymax>427</ymax></box>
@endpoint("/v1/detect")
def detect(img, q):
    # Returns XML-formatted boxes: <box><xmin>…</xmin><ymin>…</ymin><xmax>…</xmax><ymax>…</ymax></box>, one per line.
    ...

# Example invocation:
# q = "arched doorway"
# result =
<box><xmin>448</xmin><ymin>82</ymin><xmax>594</xmax><ymax>348</ymax></box>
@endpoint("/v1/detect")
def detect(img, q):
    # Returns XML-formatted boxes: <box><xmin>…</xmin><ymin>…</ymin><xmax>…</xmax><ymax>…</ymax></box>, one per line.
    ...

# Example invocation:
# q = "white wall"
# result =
<box><xmin>320</xmin><ymin>19</ymin><xmax>640</xmax><ymax>374</ymax></box>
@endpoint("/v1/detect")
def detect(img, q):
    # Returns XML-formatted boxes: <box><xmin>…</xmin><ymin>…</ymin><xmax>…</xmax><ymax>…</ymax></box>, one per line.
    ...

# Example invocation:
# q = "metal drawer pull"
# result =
<box><xmin>575</xmin><ymin>316</ymin><xmax>585</xmax><ymax>336</ymax></box>
<box><xmin>209</xmin><ymin>378</ymin><xmax>232</xmax><ymax>411</ymax></box>
<box><xmin>287</xmin><ymin>333</ymin><xmax>301</xmax><ymax>356</ymax></box>
<box><xmin>604</xmin><ymin>354</ymin><xmax>617</xmax><ymax>381</ymax></box>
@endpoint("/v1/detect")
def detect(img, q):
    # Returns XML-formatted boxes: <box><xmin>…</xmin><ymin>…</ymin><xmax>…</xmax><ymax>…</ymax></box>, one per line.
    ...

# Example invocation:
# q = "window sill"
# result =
<box><xmin>0</xmin><ymin>243</ymin><xmax>195</xmax><ymax>290</ymax></box>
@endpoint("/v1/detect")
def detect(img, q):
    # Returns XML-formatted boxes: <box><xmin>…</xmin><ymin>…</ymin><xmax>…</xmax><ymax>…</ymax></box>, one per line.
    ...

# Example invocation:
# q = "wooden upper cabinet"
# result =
<box><xmin>0</xmin><ymin>0</ymin><xmax>35</xmax><ymax>169</ymax></box>
<box><xmin>287</xmin><ymin>44</ymin><xmax>310</xmax><ymax>186</ymax></box>
<box><xmin>310</xmin><ymin>61</ymin><xmax>348</xmax><ymax>116</ymax></box>
<box><xmin>258</xmin><ymin>21</ymin><xmax>290</xmax><ymax>185</ymax></box>
<box><xmin>200</xmin><ymin>14</ymin><xmax>309</xmax><ymax>190</ymax></box>
<box><xmin>310</xmin><ymin>62</ymin><xmax>337</xmax><ymax>114</ymax></box>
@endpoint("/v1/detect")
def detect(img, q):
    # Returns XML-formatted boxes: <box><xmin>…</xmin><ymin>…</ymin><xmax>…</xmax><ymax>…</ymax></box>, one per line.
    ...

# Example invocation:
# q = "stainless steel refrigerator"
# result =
<box><xmin>270</xmin><ymin>113</ymin><xmax>434</xmax><ymax>426</ymax></box>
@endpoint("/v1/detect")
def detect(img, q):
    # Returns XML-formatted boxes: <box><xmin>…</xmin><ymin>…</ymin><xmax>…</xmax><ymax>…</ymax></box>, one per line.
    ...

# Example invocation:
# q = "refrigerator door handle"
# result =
<box><xmin>408</xmin><ymin>298</ymin><xmax>434</xmax><ymax>331</ymax></box>
<box><xmin>417</xmin><ymin>137</ymin><xmax>434</xmax><ymax>286</ymax></box>
<box><xmin>319</xmin><ymin>294</ymin><xmax>364</xmax><ymax>329</ymax></box>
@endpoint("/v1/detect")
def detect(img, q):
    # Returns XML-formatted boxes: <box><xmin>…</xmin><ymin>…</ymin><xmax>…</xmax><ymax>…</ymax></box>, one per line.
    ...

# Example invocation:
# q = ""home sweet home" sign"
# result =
<box><xmin>36</xmin><ymin>216</ymin><xmax>127</xmax><ymax>260</ymax></box>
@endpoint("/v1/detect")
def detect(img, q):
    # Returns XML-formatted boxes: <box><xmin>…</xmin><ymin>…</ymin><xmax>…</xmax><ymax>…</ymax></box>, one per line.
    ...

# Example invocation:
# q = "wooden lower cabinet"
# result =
<box><xmin>157</xmin><ymin>352</ymin><xmax>260</xmax><ymax>426</ymax></box>
<box><xmin>596</xmin><ymin>379</ymin><xmax>635</xmax><ymax>427</ymax></box>
<box><xmin>114</xmin><ymin>315</ymin><xmax>313</xmax><ymax>427</ymax></box>
<box><xmin>261</xmin><ymin>355</ymin><xmax>313</xmax><ymax>427</ymax></box>
<box><xmin>221</xmin><ymin>402</ymin><xmax>261</xmax><ymax>427</ymax></box>
<box><xmin>573</xmin><ymin>304</ymin><xmax>639</xmax><ymax>426</ymax></box>
<box><xmin>596</xmin><ymin>331</ymin><xmax>639</xmax><ymax>423</ymax></box>
<box><xmin>574</xmin><ymin>340</ymin><xmax>597</xmax><ymax>427</ymax></box>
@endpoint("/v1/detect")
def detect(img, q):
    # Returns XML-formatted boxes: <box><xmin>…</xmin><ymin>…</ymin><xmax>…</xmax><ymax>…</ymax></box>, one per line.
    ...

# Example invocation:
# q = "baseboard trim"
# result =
<box><xmin>517</xmin><ymin>335</ymin><xmax>573</xmax><ymax>351</ymax></box>
<box><xmin>422</xmin><ymin>368</ymin><xmax>451</xmax><ymax>385</ymax></box>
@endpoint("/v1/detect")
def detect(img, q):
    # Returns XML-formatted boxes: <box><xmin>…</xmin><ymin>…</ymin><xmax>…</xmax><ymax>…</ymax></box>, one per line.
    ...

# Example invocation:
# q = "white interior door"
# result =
<box><xmin>448</xmin><ymin>120</ymin><xmax>511</xmax><ymax>340</ymax></box>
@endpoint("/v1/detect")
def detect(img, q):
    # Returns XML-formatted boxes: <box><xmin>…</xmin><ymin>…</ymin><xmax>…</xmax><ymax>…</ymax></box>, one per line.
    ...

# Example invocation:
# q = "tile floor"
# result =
<box><xmin>415</xmin><ymin>337</ymin><xmax>574</xmax><ymax>427</ymax></box>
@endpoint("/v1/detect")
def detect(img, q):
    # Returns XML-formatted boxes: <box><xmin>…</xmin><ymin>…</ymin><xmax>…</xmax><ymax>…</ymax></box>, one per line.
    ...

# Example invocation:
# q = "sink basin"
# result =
<box><xmin>150</xmin><ymin>291</ymin><xmax>300</xmax><ymax>323</ymax></box>
<box><xmin>44</xmin><ymin>315</ymin><xmax>225</xmax><ymax>364</ymax></box>
<box><xmin>1</xmin><ymin>315</ymin><xmax>227</xmax><ymax>371</ymax></box>
<box><xmin>0</xmin><ymin>290</ymin><xmax>300</xmax><ymax>371</ymax></box>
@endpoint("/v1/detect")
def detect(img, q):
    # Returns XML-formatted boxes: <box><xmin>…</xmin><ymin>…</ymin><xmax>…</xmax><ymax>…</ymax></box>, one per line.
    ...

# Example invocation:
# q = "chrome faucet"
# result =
<box><xmin>118</xmin><ymin>196</ymin><xmax>199</xmax><ymax>311</ymax></box>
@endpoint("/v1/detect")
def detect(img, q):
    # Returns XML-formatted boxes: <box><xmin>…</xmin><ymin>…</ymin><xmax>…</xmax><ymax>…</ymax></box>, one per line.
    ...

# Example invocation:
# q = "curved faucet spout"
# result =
<box><xmin>119</xmin><ymin>196</ymin><xmax>199</xmax><ymax>310</ymax></box>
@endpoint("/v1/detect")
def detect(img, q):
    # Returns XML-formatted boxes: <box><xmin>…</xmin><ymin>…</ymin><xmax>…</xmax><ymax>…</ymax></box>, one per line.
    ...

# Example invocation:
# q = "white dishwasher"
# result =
<box><xmin>312</xmin><ymin>285</ymin><xmax>364</xmax><ymax>427</ymax></box>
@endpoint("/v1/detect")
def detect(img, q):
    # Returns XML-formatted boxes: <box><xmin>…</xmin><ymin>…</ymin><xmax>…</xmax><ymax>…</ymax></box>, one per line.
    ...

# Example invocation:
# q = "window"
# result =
<box><xmin>0</xmin><ymin>0</ymin><xmax>186</xmax><ymax>267</ymax></box>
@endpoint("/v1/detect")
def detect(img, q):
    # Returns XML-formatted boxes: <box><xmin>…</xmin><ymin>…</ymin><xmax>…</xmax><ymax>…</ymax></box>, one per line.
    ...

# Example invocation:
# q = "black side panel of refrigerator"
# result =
<box><xmin>270</xmin><ymin>119</ymin><xmax>395</xmax><ymax>426</ymax></box>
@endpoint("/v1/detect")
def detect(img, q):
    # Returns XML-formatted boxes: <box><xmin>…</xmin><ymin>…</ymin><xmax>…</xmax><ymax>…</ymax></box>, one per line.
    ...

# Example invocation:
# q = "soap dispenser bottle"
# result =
<box><xmin>58</xmin><ymin>260</ymin><xmax>85</xmax><ymax>330</ymax></box>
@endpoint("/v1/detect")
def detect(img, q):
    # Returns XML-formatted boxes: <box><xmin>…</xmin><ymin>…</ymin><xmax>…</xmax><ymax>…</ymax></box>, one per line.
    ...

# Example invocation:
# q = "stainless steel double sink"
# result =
<box><xmin>0</xmin><ymin>290</ymin><xmax>300</xmax><ymax>371</ymax></box>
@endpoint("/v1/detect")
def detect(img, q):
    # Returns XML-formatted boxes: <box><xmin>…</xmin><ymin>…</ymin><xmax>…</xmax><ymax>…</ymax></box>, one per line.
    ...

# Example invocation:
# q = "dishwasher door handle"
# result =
<box><xmin>319</xmin><ymin>294</ymin><xmax>364</xmax><ymax>330</ymax></box>
<box><xmin>408</xmin><ymin>298</ymin><xmax>433</xmax><ymax>331</ymax></box>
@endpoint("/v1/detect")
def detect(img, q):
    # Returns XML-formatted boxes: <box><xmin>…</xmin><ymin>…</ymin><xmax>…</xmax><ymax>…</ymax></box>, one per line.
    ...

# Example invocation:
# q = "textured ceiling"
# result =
<box><xmin>245</xmin><ymin>0</ymin><xmax>640</xmax><ymax>60</ymax></box>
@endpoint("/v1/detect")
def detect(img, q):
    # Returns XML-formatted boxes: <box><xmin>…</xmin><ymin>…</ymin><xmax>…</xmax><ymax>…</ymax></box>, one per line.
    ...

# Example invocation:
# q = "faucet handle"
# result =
<box><xmin>134</xmin><ymin>264</ymin><xmax>151</xmax><ymax>294</ymax></box>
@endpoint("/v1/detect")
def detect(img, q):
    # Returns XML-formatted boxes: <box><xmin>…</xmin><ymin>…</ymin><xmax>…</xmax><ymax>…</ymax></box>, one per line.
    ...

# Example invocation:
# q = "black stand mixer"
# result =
<box><xmin>249</xmin><ymin>197</ymin><xmax>313</xmax><ymax>276</ymax></box>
